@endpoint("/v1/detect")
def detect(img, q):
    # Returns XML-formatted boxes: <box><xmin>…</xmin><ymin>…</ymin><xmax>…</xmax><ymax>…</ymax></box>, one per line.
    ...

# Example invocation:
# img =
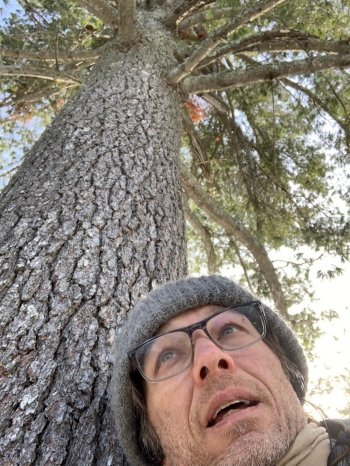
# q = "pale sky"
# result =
<box><xmin>306</xmin><ymin>261</ymin><xmax>350</xmax><ymax>418</ymax></box>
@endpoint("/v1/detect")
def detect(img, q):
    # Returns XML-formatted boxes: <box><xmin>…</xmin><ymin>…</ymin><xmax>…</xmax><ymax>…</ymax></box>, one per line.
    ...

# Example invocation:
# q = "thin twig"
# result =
<box><xmin>165</xmin><ymin>0</ymin><xmax>212</xmax><ymax>28</ymax></box>
<box><xmin>74</xmin><ymin>0</ymin><xmax>118</xmax><ymax>29</ymax></box>
<box><xmin>183</xmin><ymin>201</ymin><xmax>217</xmax><ymax>274</ymax></box>
<box><xmin>55</xmin><ymin>33</ymin><xmax>59</xmax><ymax>70</ymax></box>
<box><xmin>320</xmin><ymin>71</ymin><xmax>350</xmax><ymax>120</ymax></box>
<box><xmin>0</xmin><ymin>165</ymin><xmax>21</xmax><ymax>178</ymax></box>
<box><xmin>182</xmin><ymin>110</ymin><xmax>214</xmax><ymax>183</ymax></box>
<box><xmin>230</xmin><ymin>239</ymin><xmax>254</xmax><ymax>293</ymax></box>
<box><xmin>280</xmin><ymin>77</ymin><xmax>349</xmax><ymax>133</ymax></box>
<box><xmin>0</xmin><ymin>44</ymin><xmax>107</xmax><ymax>62</ymax></box>
<box><xmin>240</xmin><ymin>38</ymin><xmax>350</xmax><ymax>56</ymax></box>
<box><xmin>0</xmin><ymin>82</ymin><xmax>64</xmax><ymax>108</ymax></box>
<box><xmin>63</xmin><ymin>59</ymin><xmax>97</xmax><ymax>72</ymax></box>
<box><xmin>178</xmin><ymin>6</ymin><xmax>243</xmax><ymax>31</ymax></box>
<box><xmin>0</xmin><ymin>65</ymin><xmax>82</xmax><ymax>84</ymax></box>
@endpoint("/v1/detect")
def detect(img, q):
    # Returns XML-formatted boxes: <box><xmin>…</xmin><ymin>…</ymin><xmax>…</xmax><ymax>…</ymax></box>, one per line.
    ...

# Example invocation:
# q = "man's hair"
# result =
<box><xmin>130</xmin><ymin>370</ymin><xmax>165</xmax><ymax>464</ymax></box>
<box><xmin>129</xmin><ymin>325</ymin><xmax>305</xmax><ymax>465</ymax></box>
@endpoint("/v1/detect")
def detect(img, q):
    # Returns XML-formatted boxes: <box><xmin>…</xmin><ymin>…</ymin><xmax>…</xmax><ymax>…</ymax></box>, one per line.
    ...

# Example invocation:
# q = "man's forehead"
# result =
<box><xmin>156</xmin><ymin>304</ymin><xmax>224</xmax><ymax>335</ymax></box>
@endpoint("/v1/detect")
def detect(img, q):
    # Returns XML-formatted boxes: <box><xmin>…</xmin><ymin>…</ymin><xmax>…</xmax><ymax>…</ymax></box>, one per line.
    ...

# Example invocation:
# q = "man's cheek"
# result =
<box><xmin>149</xmin><ymin>402</ymin><xmax>173</xmax><ymax>433</ymax></box>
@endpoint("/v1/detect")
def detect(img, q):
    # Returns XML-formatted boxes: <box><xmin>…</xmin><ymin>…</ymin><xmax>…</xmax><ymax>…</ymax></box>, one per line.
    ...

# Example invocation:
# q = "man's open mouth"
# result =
<box><xmin>207</xmin><ymin>399</ymin><xmax>258</xmax><ymax>427</ymax></box>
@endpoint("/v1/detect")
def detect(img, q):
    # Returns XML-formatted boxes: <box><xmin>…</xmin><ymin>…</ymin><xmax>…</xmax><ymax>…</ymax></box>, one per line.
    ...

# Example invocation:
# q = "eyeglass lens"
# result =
<box><xmin>135</xmin><ymin>303</ymin><xmax>264</xmax><ymax>382</ymax></box>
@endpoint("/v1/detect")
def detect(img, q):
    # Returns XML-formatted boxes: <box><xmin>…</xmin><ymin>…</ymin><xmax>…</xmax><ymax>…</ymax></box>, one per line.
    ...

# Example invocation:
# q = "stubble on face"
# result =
<box><xmin>213</xmin><ymin>418</ymin><xmax>295</xmax><ymax>466</ymax></box>
<box><xmin>152</xmin><ymin>373</ymin><xmax>307</xmax><ymax>466</ymax></box>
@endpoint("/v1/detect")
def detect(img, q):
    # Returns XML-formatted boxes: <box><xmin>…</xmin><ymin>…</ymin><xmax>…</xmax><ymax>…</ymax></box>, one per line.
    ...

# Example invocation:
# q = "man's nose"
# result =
<box><xmin>191</xmin><ymin>331</ymin><xmax>235</xmax><ymax>385</ymax></box>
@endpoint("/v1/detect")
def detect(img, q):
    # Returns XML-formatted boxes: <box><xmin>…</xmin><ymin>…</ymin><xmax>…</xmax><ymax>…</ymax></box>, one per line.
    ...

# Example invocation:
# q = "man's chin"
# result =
<box><xmin>214</xmin><ymin>424</ymin><xmax>292</xmax><ymax>466</ymax></box>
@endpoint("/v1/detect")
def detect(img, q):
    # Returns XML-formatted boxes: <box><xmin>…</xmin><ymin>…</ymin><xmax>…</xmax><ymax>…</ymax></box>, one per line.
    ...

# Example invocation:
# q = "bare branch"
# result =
<box><xmin>63</xmin><ymin>59</ymin><xmax>97</xmax><ymax>72</ymax></box>
<box><xmin>0</xmin><ymin>44</ymin><xmax>107</xmax><ymax>62</ymax></box>
<box><xmin>195</xmin><ymin>31</ymin><xmax>344</xmax><ymax>69</ymax></box>
<box><xmin>181</xmin><ymin>53</ymin><xmax>350</xmax><ymax>94</ymax></box>
<box><xmin>182</xmin><ymin>110</ymin><xmax>214</xmax><ymax>183</ymax></box>
<box><xmin>0</xmin><ymin>165</ymin><xmax>21</xmax><ymax>179</ymax></box>
<box><xmin>168</xmin><ymin>0</ymin><xmax>287</xmax><ymax>84</ymax></box>
<box><xmin>180</xmin><ymin>162</ymin><xmax>288</xmax><ymax>316</ymax></box>
<box><xmin>178</xmin><ymin>6</ymin><xmax>243</xmax><ymax>31</ymax></box>
<box><xmin>184</xmin><ymin>201</ymin><xmax>217</xmax><ymax>274</ymax></box>
<box><xmin>200</xmin><ymin>93</ymin><xmax>229</xmax><ymax>113</ymax></box>
<box><xmin>165</xmin><ymin>0</ymin><xmax>212</xmax><ymax>28</ymax></box>
<box><xmin>229</xmin><ymin>239</ymin><xmax>254</xmax><ymax>293</ymax></box>
<box><xmin>54</xmin><ymin>34</ymin><xmax>60</xmax><ymax>70</ymax></box>
<box><xmin>74</xmin><ymin>0</ymin><xmax>118</xmax><ymax>29</ymax></box>
<box><xmin>240</xmin><ymin>37</ymin><xmax>350</xmax><ymax>56</ymax></box>
<box><xmin>33</xmin><ymin>84</ymin><xmax>76</xmax><ymax>101</ymax></box>
<box><xmin>320</xmin><ymin>72</ymin><xmax>350</xmax><ymax>121</ymax></box>
<box><xmin>219</xmin><ymin>109</ymin><xmax>263</xmax><ymax>230</ymax></box>
<box><xmin>0</xmin><ymin>84</ymin><xmax>76</xmax><ymax>109</ymax></box>
<box><xmin>118</xmin><ymin>0</ymin><xmax>137</xmax><ymax>46</ymax></box>
<box><xmin>0</xmin><ymin>65</ymin><xmax>82</xmax><ymax>84</ymax></box>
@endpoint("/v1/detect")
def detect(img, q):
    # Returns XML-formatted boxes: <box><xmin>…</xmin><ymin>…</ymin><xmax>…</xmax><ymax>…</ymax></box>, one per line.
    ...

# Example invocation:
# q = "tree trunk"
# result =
<box><xmin>0</xmin><ymin>23</ymin><xmax>187</xmax><ymax>465</ymax></box>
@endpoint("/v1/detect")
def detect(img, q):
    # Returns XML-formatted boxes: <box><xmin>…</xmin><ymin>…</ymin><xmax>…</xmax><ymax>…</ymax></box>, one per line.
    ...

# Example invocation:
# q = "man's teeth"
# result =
<box><xmin>212</xmin><ymin>399</ymin><xmax>251</xmax><ymax>421</ymax></box>
<box><xmin>222</xmin><ymin>408</ymin><xmax>239</xmax><ymax>420</ymax></box>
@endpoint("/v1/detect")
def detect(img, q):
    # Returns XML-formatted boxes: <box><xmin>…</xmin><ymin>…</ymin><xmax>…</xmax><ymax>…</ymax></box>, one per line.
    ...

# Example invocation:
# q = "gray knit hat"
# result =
<box><xmin>111</xmin><ymin>275</ymin><xmax>308</xmax><ymax>466</ymax></box>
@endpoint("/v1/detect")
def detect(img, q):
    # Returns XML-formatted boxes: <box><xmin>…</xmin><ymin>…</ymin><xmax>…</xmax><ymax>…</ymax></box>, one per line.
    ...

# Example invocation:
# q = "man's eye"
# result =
<box><xmin>219</xmin><ymin>325</ymin><xmax>239</xmax><ymax>338</ymax></box>
<box><xmin>159</xmin><ymin>350</ymin><xmax>177</xmax><ymax>365</ymax></box>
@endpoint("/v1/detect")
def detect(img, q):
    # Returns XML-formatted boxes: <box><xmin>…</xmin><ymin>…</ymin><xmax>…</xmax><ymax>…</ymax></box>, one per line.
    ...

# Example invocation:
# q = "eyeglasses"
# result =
<box><xmin>128</xmin><ymin>301</ymin><xmax>266</xmax><ymax>383</ymax></box>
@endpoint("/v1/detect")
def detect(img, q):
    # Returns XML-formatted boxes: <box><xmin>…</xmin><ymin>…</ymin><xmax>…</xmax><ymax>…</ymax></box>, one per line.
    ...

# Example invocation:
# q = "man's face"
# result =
<box><xmin>144</xmin><ymin>305</ymin><xmax>307</xmax><ymax>466</ymax></box>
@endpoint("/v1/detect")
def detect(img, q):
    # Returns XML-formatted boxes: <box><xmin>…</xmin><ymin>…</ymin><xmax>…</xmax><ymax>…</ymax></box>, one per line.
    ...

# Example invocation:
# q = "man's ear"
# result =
<box><xmin>163</xmin><ymin>459</ymin><xmax>171</xmax><ymax>466</ymax></box>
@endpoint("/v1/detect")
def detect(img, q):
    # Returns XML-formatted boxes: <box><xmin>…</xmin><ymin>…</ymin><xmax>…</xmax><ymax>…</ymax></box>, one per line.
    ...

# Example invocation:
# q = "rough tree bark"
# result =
<box><xmin>0</xmin><ymin>21</ymin><xmax>187</xmax><ymax>466</ymax></box>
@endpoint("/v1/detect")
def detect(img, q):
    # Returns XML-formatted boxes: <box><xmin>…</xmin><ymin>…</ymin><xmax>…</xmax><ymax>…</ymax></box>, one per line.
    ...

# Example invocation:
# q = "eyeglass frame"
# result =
<box><xmin>128</xmin><ymin>300</ymin><xmax>267</xmax><ymax>383</ymax></box>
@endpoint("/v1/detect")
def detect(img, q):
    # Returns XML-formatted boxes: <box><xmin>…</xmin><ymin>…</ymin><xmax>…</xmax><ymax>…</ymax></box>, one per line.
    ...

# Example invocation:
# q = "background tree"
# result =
<box><xmin>0</xmin><ymin>0</ymin><xmax>350</xmax><ymax>463</ymax></box>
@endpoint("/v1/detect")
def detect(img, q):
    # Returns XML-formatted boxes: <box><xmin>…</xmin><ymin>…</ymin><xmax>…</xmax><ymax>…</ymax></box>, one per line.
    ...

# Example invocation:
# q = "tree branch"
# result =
<box><xmin>219</xmin><ymin>109</ymin><xmax>263</xmax><ymax>232</ymax></box>
<box><xmin>0</xmin><ymin>165</ymin><xmax>21</xmax><ymax>179</ymax></box>
<box><xmin>118</xmin><ymin>0</ymin><xmax>136</xmax><ymax>46</ymax></box>
<box><xmin>164</xmin><ymin>0</ymin><xmax>212</xmax><ymax>28</ymax></box>
<box><xmin>178</xmin><ymin>6</ymin><xmax>243</xmax><ymax>31</ymax></box>
<box><xmin>280</xmin><ymin>77</ymin><xmax>349</xmax><ymax>134</ymax></box>
<box><xmin>167</xmin><ymin>0</ymin><xmax>287</xmax><ymax>84</ymax></box>
<box><xmin>240</xmin><ymin>37</ymin><xmax>350</xmax><ymax>56</ymax></box>
<box><xmin>180</xmin><ymin>162</ymin><xmax>288</xmax><ymax>316</ymax></box>
<box><xmin>0</xmin><ymin>65</ymin><xmax>82</xmax><ymax>84</ymax></box>
<box><xmin>182</xmin><ymin>110</ymin><xmax>214</xmax><ymax>183</ymax></box>
<box><xmin>199</xmin><ymin>92</ymin><xmax>229</xmax><ymax>113</ymax></box>
<box><xmin>229</xmin><ymin>239</ymin><xmax>254</xmax><ymax>294</ymax></box>
<box><xmin>183</xmin><ymin>201</ymin><xmax>217</xmax><ymax>274</ymax></box>
<box><xmin>63</xmin><ymin>59</ymin><xmax>97</xmax><ymax>72</ymax></box>
<box><xmin>320</xmin><ymin>72</ymin><xmax>350</xmax><ymax>121</ymax></box>
<box><xmin>195</xmin><ymin>31</ymin><xmax>347</xmax><ymax>69</ymax></box>
<box><xmin>74</xmin><ymin>0</ymin><xmax>118</xmax><ymax>29</ymax></box>
<box><xmin>181</xmin><ymin>53</ymin><xmax>350</xmax><ymax>94</ymax></box>
<box><xmin>0</xmin><ymin>44</ymin><xmax>107</xmax><ymax>62</ymax></box>
<box><xmin>0</xmin><ymin>84</ymin><xmax>76</xmax><ymax>109</ymax></box>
